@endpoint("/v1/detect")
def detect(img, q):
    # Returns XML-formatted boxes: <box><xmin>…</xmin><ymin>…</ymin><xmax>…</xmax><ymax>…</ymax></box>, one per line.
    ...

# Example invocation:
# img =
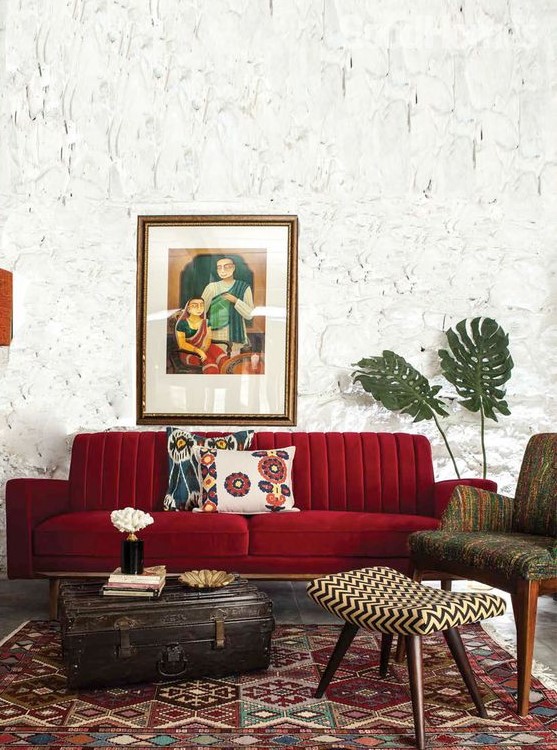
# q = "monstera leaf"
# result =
<box><xmin>351</xmin><ymin>318</ymin><xmax>514</xmax><ymax>480</ymax></box>
<box><xmin>353</xmin><ymin>351</ymin><xmax>449</xmax><ymax>422</ymax></box>
<box><xmin>439</xmin><ymin>317</ymin><xmax>513</xmax><ymax>477</ymax></box>
<box><xmin>439</xmin><ymin>318</ymin><xmax>513</xmax><ymax>421</ymax></box>
<box><xmin>352</xmin><ymin>351</ymin><xmax>459</xmax><ymax>475</ymax></box>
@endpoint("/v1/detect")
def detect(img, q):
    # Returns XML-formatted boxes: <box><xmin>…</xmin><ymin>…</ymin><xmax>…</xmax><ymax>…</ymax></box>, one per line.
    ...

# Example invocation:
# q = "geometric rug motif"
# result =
<box><xmin>0</xmin><ymin>621</ymin><xmax>555</xmax><ymax>749</ymax></box>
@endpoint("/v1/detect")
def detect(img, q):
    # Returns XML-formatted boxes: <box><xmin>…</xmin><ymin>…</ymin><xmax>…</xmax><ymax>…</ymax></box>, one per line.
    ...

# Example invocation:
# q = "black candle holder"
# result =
<box><xmin>121</xmin><ymin>536</ymin><xmax>144</xmax><ymax>575</ymax></box>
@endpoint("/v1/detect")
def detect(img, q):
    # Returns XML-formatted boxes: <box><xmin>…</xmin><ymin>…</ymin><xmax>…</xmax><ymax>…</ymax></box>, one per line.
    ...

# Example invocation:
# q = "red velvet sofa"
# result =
<box><xmin>6</xmin><ymin>430</ymin><xmax>495</xmax><ymax>609</ymax></box>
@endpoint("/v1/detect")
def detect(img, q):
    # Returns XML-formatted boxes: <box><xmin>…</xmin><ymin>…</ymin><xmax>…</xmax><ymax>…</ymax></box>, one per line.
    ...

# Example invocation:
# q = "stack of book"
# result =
<box><xmin>101</xmin><ymin>565</ymin><xmax>166</xmax><ymax>598</ymax></box>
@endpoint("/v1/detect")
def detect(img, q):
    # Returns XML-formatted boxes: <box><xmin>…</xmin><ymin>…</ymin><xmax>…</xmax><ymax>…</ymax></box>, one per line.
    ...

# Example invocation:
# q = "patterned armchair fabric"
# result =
<box><xmin>440</xmin><ymin>486</ymin><xmax>514</xmax><ymax>532</ymax></box>
<box><xmin>408</xmin><ymin>433</ymin><xmax>557</xmax><ymax>717</ymax></box>
<box><xmin>410</xmin><ymin>435</ymin><xmax>557</xmax><ymax>581</ymax></box>
<box><xmin>410</xmin><ymin>529</ymin><xmax>557</xmax><ymax>580</ymax></box>
<box><xmin>512</xmin><ymin>433</ymin><xmax>557</xmax><ymax>537</ymax></box>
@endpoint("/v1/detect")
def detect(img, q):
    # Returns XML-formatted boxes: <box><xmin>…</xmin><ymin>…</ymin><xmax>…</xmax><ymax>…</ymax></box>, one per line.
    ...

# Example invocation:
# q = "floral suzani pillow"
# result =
<box><xmin>198</xmin><ymin>447</ymin><xmax>297</xmax><ymax>513</ymax></box>
<box><xmin>164</xmin><ymin>429</ymin><xmax>254</xmax><ymax>511</ymax></box>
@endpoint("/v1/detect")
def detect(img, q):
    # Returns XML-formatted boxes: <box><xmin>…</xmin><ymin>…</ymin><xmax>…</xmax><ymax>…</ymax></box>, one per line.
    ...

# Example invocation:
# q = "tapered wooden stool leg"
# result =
<box><xmin>395</xmin><ymin>569</ymin><xmax>424</xmax><ymax>665</ymax></box>
<box><xmin>443</xmin><ymin>627</ymin><xmax>487</xmax><ymax>718</ymax></box>
<box><xmin>380</xmin><ymin>633</ymin><xmax>393</xmax><ymax>677</ymax></box>
<box><xmin>395</xmin><ymin>634</ymin><xmax>406</xmax><ymax>663</ymax></box>
<box><xmin>406</xmin><ymin>635</ymin><xmax>426</xmax><ymax>750</ymax></box>
<box><xmin>315</xmin><ymin>622</ymin><xmax>359</xmax><ymax>698</ymax></box>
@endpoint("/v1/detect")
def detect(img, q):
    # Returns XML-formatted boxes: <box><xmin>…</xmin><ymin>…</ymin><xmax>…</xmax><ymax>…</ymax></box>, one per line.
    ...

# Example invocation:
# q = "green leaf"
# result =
<box><xmin>352</xmin><ymin>350</ymin><xmax>449</xmax><ymax>423</ymax></box>
<box><xmin>438</xmin><ymin>317</ymin><xmax>514</xmax><ymax>421</ymax></box>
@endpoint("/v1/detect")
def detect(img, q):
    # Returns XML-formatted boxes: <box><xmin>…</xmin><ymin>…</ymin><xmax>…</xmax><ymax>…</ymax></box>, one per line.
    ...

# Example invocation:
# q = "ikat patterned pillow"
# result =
<box><xmin>198</xmin><ymin>447</ymin><xmax>297</xmax><ymax>513</ymax></box>
<box><xmin>164</xmin><ymin>429</ymin><xmax>254</xmax><ymax>511</ymax></box>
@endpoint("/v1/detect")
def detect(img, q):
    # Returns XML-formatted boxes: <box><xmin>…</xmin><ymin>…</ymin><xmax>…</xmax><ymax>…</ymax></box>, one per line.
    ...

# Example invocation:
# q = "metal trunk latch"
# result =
<box><xmin>158</xmin><ymin>643</ymin><xmax>188</xmax><ymax>677</ymax></box>
<box><xmin>114</xmin><ymin>616</ymin><xmax>138</xmax><ymax>659</ymax></box>
<box><xmin>212</xmin><ymin>610</ymin><xmax>226</xmax><ymax>649</ymax></box>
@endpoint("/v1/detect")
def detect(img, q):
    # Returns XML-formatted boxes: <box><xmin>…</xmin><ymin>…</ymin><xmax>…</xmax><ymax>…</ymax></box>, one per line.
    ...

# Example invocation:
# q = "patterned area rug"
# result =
<box><xmin>0</xmin><ymin>621</ymin><xmax>555</xmax><ymax>749</ymax></box>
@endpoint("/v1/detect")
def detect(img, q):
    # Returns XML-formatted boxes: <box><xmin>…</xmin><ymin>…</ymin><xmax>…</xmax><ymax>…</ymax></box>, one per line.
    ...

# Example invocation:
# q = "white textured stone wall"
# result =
<box><xmin>0</xmin><ymin>0</ymin><xmax>556</xmax><ymax>574</ymax></box>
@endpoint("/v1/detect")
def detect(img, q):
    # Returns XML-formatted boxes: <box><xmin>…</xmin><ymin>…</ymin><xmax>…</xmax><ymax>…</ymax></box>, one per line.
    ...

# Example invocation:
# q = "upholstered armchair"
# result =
<box><xmin>408</xmin><ymin>433</ymin><xmax>557</xmax><ymax>716</ymax></box>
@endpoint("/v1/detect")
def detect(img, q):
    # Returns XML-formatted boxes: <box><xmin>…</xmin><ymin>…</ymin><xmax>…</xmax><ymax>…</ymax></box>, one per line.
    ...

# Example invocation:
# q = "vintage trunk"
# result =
<box><xmin>59</xmin><ymin>577</ymin><xmax>274</xmax><ymax>689</ymax></box>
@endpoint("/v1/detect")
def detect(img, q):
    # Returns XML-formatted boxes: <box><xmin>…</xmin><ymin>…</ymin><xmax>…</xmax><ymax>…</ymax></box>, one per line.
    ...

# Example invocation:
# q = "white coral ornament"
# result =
<box><xmin>110</xmin><ymin>507</ymin><xmax>154</xmax><ymax>535</ymax></box>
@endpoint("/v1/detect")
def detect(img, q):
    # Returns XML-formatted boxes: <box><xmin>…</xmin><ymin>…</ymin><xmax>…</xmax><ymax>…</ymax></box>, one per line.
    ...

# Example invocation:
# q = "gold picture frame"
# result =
<box><xmin>136</xmin><ymin>215</ymin><xmax>298</xmax><ymax>426</ymax></box>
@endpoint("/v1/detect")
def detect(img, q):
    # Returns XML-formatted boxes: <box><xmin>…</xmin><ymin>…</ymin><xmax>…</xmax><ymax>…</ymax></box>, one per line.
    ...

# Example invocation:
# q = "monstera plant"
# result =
<box><xmin>352</xmin><ymin>317</ymin><xmax>514</xmax><ymax>478</ymax></box>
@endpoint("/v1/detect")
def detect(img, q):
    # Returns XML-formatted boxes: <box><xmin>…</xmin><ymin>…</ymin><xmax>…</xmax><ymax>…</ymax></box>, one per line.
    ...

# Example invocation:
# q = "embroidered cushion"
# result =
<box><xmin>198</xmin><ymin>447</ymin><xmax>297</xmax><ymax>513</ymax></box>
<box><xmin>164</xmin><ymin>429</ymin><xmax>254</xmax><ymax>511</ymax></box>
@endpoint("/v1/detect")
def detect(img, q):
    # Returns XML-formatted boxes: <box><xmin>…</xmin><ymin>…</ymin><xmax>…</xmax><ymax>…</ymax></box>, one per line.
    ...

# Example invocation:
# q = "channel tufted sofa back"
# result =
<box><xmin>67</xmin><ymin>431</ymin><xmax>436</xmax><ymax>516</ymax></box>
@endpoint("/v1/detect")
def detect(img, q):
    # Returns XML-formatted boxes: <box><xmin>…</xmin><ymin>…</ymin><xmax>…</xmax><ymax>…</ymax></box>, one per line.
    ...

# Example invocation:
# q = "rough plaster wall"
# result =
<box><xmin>0</xmin><ymin>0</ymin><xmax>556</xmax><ymax>574</ymax></box>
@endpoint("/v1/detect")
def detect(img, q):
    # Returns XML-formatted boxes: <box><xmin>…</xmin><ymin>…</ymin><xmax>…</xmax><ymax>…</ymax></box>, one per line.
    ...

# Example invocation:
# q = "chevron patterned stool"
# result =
<box><xmin>307</xmin><ymin>566</ymin><xmax>506</xmax><ymax>750</ymax></box>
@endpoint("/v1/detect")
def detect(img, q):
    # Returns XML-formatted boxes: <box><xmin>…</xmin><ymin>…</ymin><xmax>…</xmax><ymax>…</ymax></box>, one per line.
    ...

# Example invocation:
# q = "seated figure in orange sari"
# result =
<box><xmin>174</xmin><ymin>298</ymin><xmax>227</xmax><ymax>374</ymax></box>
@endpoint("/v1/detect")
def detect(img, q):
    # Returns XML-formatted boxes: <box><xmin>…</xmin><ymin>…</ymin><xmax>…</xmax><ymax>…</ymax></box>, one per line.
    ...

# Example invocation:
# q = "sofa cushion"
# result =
<box><xmin>34</xmin><ymin>511</ymin><xmax>250</xmax><ymax>559</ymax></box>
<box><xmin>165</xmin><ymin>429</ymin><xmax>254</xmax><ymax>511</ymax></box>
<box><xmin>248</xmin><ymin>510</ymin><xmax>440</xmax><ymax>558</ymax></box>
<box><xmin>199</xmin><ymin>447</ymin><xmax>297</xmax><ymax>513</ymax></box>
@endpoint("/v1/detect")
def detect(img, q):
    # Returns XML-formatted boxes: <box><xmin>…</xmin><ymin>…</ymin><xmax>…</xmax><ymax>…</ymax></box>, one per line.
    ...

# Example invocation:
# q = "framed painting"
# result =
<box><xmin>136</xmin><ymin>214</ymin><xmax>298</xmax><ymax>425</ymax></box>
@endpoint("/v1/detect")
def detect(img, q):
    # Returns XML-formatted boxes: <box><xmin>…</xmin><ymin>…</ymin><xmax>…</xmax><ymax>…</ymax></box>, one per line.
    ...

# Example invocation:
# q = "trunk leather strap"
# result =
<box><xmin>114</xmin><ymin>616</ymin><xmax>138</xmax><ymax>659</ymax></box>
<box><xmin>213</xmin><ymin>613</ymin><xmax>225</xmax><ymax>649</ymax></box>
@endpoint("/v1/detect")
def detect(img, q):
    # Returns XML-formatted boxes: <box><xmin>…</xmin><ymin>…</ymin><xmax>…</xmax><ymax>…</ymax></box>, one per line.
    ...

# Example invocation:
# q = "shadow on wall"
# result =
<box><xmin>2</xmin><ymin>411</ymin><xmax>70</xmax><ymax>479</ymax></box>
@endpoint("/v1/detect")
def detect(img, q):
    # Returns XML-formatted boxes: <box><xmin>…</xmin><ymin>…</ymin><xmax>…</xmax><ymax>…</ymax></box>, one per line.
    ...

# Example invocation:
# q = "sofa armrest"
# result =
<box><xmin>6</xmin><ymin>478</ymin><xmax>70</xmax><ymax>578</ymax></box>
<box><xmin>439</xmin><ymin>485</ymin><xmax>514</xmax><ymax>532</ymax></box>
<box><xmin>433</xmin><ymin>478</ymin><xmax>497</xmax><ymax>518</ymax></box>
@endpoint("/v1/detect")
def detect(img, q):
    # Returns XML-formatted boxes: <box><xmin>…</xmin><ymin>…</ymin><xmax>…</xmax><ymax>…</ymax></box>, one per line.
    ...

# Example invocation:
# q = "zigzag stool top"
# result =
<box><xmin>307</xmin><ymin>566</ymin><xmax>506</xmax><ymax>635</ymax></box>
<box><xmin>307</xmin><ymin>566</ymin><xmax>506</xmax><ymax>750</ymax></box>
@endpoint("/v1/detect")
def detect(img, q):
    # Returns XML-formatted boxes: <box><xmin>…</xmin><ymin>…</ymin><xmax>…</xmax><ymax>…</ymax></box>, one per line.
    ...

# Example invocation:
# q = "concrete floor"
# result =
<box><xmin>0</xmin><ymin>577</ymin><xmax>555</xmax><ymax>675</ymax></box>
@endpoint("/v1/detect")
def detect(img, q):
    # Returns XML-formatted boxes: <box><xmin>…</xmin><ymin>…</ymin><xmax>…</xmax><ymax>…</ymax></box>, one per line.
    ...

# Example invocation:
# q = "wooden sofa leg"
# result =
<box><xmin>511</xmin><ymin>579</ymin><xmax>539</xmax><ymax>717</ymax></box>
<box><xmin>49</xmin><ymin>578</ymin><xmax>60</xmax><ymax>620</ymax></box>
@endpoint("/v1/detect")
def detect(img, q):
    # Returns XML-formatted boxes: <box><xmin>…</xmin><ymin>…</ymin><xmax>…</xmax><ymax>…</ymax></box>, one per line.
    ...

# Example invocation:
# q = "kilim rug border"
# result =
<box><xmin>0</xmin><ymin>620</ymin><xmax>555</xmax><ymax>749</ymax></box>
